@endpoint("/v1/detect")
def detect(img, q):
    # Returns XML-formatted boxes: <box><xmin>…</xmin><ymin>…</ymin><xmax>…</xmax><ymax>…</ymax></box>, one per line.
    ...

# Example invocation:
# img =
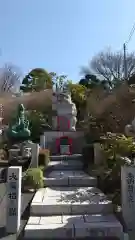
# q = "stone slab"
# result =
<box><xmin>71</xmin><ymin>202</ymin><xmax>112</xmax><ymax>215</ymax></box>
<box><xmin>48</xmin><ymin>161</ymin><xmax>62</xmax><ymax>166</ymax></box>
<box><xmin>40</xmin><ymin>216</ymin><xmax>63</xmax><ymax>224</ymax></box>
<box><xmin>24</xmin><ymin>214</ymin><xmax>123</xmax><ymax>239</ymax></box>
<box><xmin>84</xmin><ymin>214</ymin><xmax>119</xmax><ymax>223</ymax></box>
<box><xmin>46</xmin><ymin>170</ymin><xmax>95</xmax><ymax>179</ymax></box>
<box><xmin>60</xmin><ymin>171</ymin><xmax>74</xmax><ymax>177</ymax></box>
<box><xmin>27</xmin><ymin>217</ymin><xmax>41</xmax><ymax>225</ymax></box>
<box><xmin>44</xmin><ymin>187</ymin><xmax>61</xmax><ymax>198</ymax></box>
<box><xmin>32</xmin><ymin>188</ymin><xmax>46</xmax><ymax>203</ymax></box>
<box><xmin>48</xmin><ymin>171</ymin><xmax>66</xmax><ymax>178</ymax></box>
<box><xmin>69</xmin><ymin>176</ymin><xmax>97</xmax><ymax>187</ymax></box>
<box><xmin>61</xmin><ymin>160</ymin><xmax>83</xmax><ymax>167</ymax></box>
<box><xmin>44</xmin><ymin>178</ymin><xmax>69</xmax><ymax>186</ymax></box>
<box><xmin>30</xmin><ymin>187</ymin><xmax>112</xmax><ymax>215</ymax></box>
<box><xmin>51</xmin><ymin>154</ymin><xmax>82</xmax><ymax>161</ymax></box>
<box><xmin>24</xmin><ymin>223</ymin><xmax>74</xmax><ymax>239</ymax></box>
<box><xmin>31</xmin><ymin>201</ymin><xmax>72</xmax><ymax>215</ymax></box>
<box><xmin>74</xmin><ymin>221</ymin><xmax>123</xmax><ymax>238</ymax></box>
<box><xmin>44</xmin><ymin>170</ymin><xmax>97</xmax><ymax>187</ymax></box>
<box><xmin>47</xmin><ymin>160</ymin><xmax>83</xmax><ymax>170</ymax></box>
<box><xmin>62</xmin><ymin>215</ymin><xmax>84</xmax><ymax>224</ymax></box>
<box><xmin>73</xmin><ymin>171</ymin><xmax>88</xmax><ymax>177</ymax></box>
<box><xmin>44</xmin><ymin>170</ymin><xmax>73</xmax><ymax>187</ymax></box>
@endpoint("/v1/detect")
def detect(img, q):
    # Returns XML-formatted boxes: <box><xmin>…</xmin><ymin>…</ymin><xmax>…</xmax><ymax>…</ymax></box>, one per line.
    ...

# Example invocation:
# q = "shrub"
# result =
<box><xmin>91</xmin><ymin>133</ymin><xmax>135</xmax><ymax>194</ymax></box>
<box><xmin>27</xmin><ymin>110</ymin><xmax>48</xmax><ymax>142</ymax></box>
<box><xmin>82</xmin><ymin>144</ymin><xmax>94</xmax><ymax>168</ymax></box>
<box><xmin>38</xmin><ymin>149</ymin><xmax>50</xmax><ymax>167</ymax></box>
<box><xmin>101</xmin><ymin>133</ymin><xmax>135</xmax><ymax>164</ymax></box>
<box><xmin>22</xmin><ymin>168</ymin><xmax>44</xmax><ymax>190</ymax></box>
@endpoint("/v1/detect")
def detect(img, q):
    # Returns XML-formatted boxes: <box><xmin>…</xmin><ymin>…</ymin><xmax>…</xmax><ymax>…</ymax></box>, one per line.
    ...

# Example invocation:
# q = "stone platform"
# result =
<box><xmin>24</xmin><ymin>214</ymin><xmax>123</xmax><ymax>239</ymax></box>
<box><xmin>30</xmin><ymin>187</ymin><xmax>113</xmax><ymax>215</ymax></box>
<box><xmin>44</xmin><ymin>170</ymin><xmax>97</xmax><ymax>187</ymax></box>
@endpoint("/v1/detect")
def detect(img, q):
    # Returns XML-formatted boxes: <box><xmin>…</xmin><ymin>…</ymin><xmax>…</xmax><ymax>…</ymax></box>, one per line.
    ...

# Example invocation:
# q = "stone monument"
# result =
<box><xmin>6</xmin><ymin>166</ymin><xmax>22</xmax><ymax>233</ymax></box>
<box><xmin>7</xmin><ymin>104</ymin><xmax>32</xmax><ymax>163</ymax></box>
<box><xmin>121</xmin><ymin>165</ymin><xmax>135</xmax><ymax>234</ymax></box>
<box><xmin>44</xmin><ymin>87</ymin><xmax>84</xmax><ymax>154</ymax></box>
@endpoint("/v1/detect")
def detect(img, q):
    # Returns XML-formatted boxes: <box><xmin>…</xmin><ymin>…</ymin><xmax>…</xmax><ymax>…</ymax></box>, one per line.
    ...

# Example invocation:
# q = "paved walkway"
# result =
<box><xmin>24</xmin><ymin>156</ymin><xmax>124</xmax><ymax>239</ymax></box>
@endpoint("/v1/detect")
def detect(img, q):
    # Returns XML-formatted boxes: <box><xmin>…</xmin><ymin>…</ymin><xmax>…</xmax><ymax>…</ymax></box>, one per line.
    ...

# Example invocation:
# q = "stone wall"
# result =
<box><xmin>44</xmin><ymin>131</ymin><xmax>85</xmax><ymax>154</ymax></box>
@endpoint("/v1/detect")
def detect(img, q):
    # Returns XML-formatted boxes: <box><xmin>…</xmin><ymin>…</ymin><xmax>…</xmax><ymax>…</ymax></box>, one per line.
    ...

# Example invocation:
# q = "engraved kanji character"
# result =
<box><xmin>8</xmin><ymin>207</ymin><xmax>16</xmax><ymax>216</ymax></box>
<box><xmin>8</xmin><ymin>192</ymin><xmax>17</xmax><ymax>200</ymax></box>
<box><xmin>127</xmin><ymin>173</ymin><xmax>134</xmax><ymax>184</ymax></box>
<box><xmin>9</xmin><ymin>173</ymin><xmax>17</xmax><ymax>181</ymax></box>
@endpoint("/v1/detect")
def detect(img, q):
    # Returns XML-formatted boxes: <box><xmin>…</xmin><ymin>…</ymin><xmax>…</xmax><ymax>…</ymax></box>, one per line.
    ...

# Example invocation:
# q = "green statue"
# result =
<box><xmin>7</xmin><ymin>104</ymin><xmax>31</xmax><ymax>142</ymax></box>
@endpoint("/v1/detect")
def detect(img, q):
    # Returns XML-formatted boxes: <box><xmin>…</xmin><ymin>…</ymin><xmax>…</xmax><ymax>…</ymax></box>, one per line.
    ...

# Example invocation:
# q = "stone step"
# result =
<box><xmin>51</xmin><ymin>154</ymin><xmax>82</xmax><ymax>161</ymax></box>
<box><xmin>47</xmin><ymin>160</ymin><xmax>83</xmax><ymax>171</ymax></box>
<box><xmin>30</xmin><ymin>187</ymin><xmax>113</xmax><ymax>216</ymax></box>
<box><xmin>44</xmin><ymin>170</ymin><xmax>97</xmax><ymax>187</ymax></box>
<box><xmin>24</xmin><ymin>214</ymin><xmax>123</xmax><ymax>239</ymax></box>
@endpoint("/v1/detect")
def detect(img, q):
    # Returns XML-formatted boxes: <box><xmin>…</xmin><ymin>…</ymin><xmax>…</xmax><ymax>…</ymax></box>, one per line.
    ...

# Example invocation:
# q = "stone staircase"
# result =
<box><xmin>24</xmin><ymin>154</ymin><xmax>124</xmax><ymax>239</ymax></box>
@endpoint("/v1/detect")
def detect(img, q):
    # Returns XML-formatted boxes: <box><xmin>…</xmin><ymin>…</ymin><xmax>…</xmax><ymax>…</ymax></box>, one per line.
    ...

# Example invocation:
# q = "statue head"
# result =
<box><xmin>59</xmin><ymin>92</ymin><xmax>72</xmax><ymax>103</ymax></box>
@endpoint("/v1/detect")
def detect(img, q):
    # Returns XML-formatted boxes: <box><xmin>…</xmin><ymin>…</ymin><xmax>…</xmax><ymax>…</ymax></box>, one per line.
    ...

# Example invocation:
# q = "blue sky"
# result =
<box><xmin>0</xmin><ymin>0</ymin><xmax>135</xmax><ymax>82</ymax></box>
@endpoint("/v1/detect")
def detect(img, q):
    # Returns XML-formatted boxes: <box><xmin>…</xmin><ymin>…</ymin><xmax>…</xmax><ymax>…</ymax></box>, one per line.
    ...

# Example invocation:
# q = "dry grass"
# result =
<box><xmin>0</xmin><ymin>89</ymin><xmax>52</xmax><ymax>124</ymax></box>
<box><xmin>86</xmin><ymin>83</ymin><xmax>135</xmax><ymax>133</ymax></box>
<box><xmin>1</xmin><ymin>83</ymin><xmax>135</xmax><ymax>134</ymax></box>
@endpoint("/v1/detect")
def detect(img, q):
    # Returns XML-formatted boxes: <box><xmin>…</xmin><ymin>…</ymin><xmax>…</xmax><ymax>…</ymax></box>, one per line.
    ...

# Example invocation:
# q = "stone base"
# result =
<box><xmin>44</xmin><ymin>170</ymin><xmax>97</xmax><ymax>187</ymax></box>
<box><xmin>44</xmin><ymin>131</ymin><xmax>84</xmax><ymax>154</ymax></box>
<box><xmin>24</xmin><ymin>214</ymin><xmax>123</xmax><ymax>239</ymax></box>
<box><xmin>30</xmin><ymin>187</ymin><xmax>113</xmax><ymax>216</ymax></box>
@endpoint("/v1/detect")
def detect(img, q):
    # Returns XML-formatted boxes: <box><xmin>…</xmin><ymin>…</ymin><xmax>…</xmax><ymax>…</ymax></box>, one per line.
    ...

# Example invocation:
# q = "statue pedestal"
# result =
<box><xmin>44</xmin><ymin>131</ymin><xmax>85</xmax><ymax>155</ymax></box>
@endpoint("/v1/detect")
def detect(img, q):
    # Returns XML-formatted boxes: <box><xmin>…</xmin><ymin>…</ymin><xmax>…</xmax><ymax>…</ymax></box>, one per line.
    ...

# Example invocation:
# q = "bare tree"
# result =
<box><xmin>0</xmin><ymin>64</ymin><xmax>21</xmax><ymax>93</ymax></box>
<box><xmin>82</xmin><ymin>48</ymin><xmax>135</xmax><ymax>88</ymax></box>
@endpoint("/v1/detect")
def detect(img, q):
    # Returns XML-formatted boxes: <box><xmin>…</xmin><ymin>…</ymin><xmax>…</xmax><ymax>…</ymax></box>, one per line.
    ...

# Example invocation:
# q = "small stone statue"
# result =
<box><xmin>52</xmin><ymin>90</ymin><xmax>77</xmax><ymax>131</ymax></box>
<box><xmin>7</xmin><ymin>103</ymin><xmax>31</xmax><ymax>142</ymax></box>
